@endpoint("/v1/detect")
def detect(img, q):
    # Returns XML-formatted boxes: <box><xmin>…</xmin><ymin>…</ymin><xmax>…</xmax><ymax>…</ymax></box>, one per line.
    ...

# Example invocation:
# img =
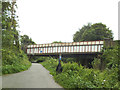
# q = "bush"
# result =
<box><xmin>92</xmin><ymin>41</ymin><xmax>119</xmax><ymax>70</ymax></box>
<box><xmin>41</xmin><ymin>57</ymin><xmax>119</xmax><ymax>89</ymax></box>
<box><xmin>2</xmin><ymin>64</ymin><xmax>31</xmax><ymax>74</ymax></box>
<box><xmin>2</xmin><ymin>48</ymin><xmax>31</xmax><ymax>75</ymax></box>
<box><xmin>91</xmin><ymin>58</ymin><xmax>101</xmax><ymax>69</ymax></box>
<box><xmin>62</xmin><ymin>57</ymin><xmax>76</xmax><ymax>63</ymax></box>
<box><xmin>36</xmin><ymin>57</ymin><xmax>49</xmax><ymax>63</ymax></box>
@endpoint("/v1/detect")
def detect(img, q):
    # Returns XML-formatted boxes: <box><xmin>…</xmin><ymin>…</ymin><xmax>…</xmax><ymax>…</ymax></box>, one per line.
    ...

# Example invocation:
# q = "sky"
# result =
<box><xmin>16</xmin><ymin>0</ymin><xmax>119</xmax><ymax>44</ymax></box>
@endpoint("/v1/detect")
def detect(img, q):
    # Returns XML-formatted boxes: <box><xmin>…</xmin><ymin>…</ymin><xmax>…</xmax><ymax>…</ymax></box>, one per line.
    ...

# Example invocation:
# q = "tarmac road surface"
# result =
<box><xmin>2</xmin><ymin>63</ymin><xmax>63</xmax><ymax>88</ymax></box>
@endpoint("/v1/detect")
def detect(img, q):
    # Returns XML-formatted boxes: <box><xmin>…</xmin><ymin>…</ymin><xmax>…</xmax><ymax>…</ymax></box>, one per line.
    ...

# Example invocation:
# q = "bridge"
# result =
<box><xmin>27</xmin><ymin>40</ymin><xmax>104</xmax><ymax>56</ymax></box>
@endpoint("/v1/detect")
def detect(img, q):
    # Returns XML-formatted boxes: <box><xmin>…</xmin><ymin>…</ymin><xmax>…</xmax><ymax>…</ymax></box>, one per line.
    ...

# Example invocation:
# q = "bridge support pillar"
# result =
<box><xmin>104</xmin><ymin>38</ymin><xmax>113</xmax><ymax>48</ymax></box>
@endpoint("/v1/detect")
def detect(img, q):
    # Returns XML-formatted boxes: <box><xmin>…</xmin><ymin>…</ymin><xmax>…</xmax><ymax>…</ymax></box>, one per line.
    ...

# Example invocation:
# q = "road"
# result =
<box><xmin>2</xmin><ymin>63</ymin><xmax>63</xmax><ymax>88</ymax></box>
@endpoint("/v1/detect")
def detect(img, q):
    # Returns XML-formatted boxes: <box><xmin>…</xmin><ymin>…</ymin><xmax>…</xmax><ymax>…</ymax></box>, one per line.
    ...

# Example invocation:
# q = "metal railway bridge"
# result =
<box><xmin>27</xmin><ymin>40</ymin><xmax>104</xmax><ymax>57</ymax></box>
<box><xmin>27</xmin><ymin>39</ymin><xmax>113</xmax><ymax>68</ymax></box>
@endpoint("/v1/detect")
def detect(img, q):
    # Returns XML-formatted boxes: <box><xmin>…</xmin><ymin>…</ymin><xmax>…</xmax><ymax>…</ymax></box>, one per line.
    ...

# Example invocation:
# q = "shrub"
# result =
<box><xmin>92</xmin><ymin>41</ymin><xmax>119</xmax><ymax>70</ymax></box>
<box><xmin>41</xmin><ymin>57</ymin><xmax>119</xmax><ymax>89</ymax></box>
<box><xmin>62</xmin><ymin>57</ymin><xmax>76</xmax><ymax>63</ymax></box>
<box><xmin>91</xmin><ymin>58</ymin><xmax>101</xmax><ymax>69</ymax></box>
<box><xmin>36</xmin><ymin>57</ymin><xmax>49</xmax><ymax>63</ymax></box>
<box><xmin>2</xmin><ymin>48</ymin><xmax>31</xmax><ymax>75</ymax></box>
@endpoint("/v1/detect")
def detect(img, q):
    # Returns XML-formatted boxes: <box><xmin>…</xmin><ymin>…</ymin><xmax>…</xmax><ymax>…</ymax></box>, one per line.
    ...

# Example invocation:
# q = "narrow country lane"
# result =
<box><xmin>2</xmin><ymin>63</ymin><xmax>63</xmax><ymax>88</ymax></box>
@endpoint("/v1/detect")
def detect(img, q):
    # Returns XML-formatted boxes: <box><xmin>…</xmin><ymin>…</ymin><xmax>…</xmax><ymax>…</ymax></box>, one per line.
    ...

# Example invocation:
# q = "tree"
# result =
<box><xmin>20</xmin><ymin>35</ymin><xmax>36</xmax><ymax>53</ymax></box>
<box><xmin>73</xmin><ymin>23</ymin><xmax>91</xmax><ymax>42</ymax></box>
<box><xmin>2</xmin><ymin>2</ymin><xmax>31</xmax><ymax>75</ymax></box>
<box><xmin>73</xmin><ymin>23</ymin><xmax>113</xmax><ymax>42</ymax></box>
<box><xmin>2</xmin><ymin>2</ymin><xmax>20</xmax><ymax>50</ymax></box>
<box><xmin>52</xmin><ymin>41</ymin><xmax>62</xmax><ymax>43</ymax></box>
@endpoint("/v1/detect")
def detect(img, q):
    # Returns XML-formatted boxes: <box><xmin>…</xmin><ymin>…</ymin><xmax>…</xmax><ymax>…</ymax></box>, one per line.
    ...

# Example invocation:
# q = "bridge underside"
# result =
<box><xmin>28</xmin><ymin>52</ymin><xmax>102</xmax><ymax>68</ymax></box>
<box><xmin>27</xmin><ymin>52</ymin><xmax>102</xmax><ymax>57</ymax></box>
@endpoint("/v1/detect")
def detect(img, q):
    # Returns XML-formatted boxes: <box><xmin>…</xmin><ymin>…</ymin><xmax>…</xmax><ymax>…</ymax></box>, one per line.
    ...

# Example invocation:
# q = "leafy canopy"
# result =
<box><xmin>2</xmin><ymin>2</ymin><xmax>31</xmax><ymax>75</ymax></box>
<box><xmin>73</xmin><ymin>23</ymin><xmax>113</xmax><ymax>42</ymax></box>
<box><xmin>20</xmin><ymin>35</ymin><xmax>36</xmax><ymax>53</ymax></box>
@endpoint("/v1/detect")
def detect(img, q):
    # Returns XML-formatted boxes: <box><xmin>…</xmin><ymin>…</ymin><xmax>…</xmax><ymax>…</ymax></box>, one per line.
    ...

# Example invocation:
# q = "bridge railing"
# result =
<box><xmin>27</xmin><ymin>40</ymin><xmax>104</xmax><ymax>55</ymax></box>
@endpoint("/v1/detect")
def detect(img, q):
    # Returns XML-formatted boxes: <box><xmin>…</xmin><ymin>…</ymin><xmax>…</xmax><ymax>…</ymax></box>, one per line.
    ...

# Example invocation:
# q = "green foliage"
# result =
<box><xmin>92</xmin><ymin>41</ymin><xmax>119</xmax><ymax>70</ymax></box>
<box><xmin>2</xmin><ymin>2</ymin><xmax>20</xmax><ymax>50</ymax></box>
<box><xmin>41</xmin><ymin>57</ymin><xmax>58</xmax><ymax>76</ymax></box>
<box><xmin>41</xmin><ymin>57</ymin><xmax>119</xmax><ymax>89</ymax></box>
<box><xmin>34</xmin><ymin>57</ymin><xmax>50</xmax><ymax>63</ymax></box>
<box><xmin>73</xmin><ymin>23</ymin><xmax>113</xmax><ymax>42</ymax></box>
<box><xmin>2</xmin><ymin>49</ymin><xmax>31</xmax><ymax>74</ymax></box>
<box><xmin>62</xmin><ymin>57</ymin><xmax>76</xmax><ymax>63</ymax></box>
<box><xmin>2</xmin><ymin>2</ymin><xmax>31</xmax><ymax>75</ymax></box>
<box><xmin>20</xmin><ymin>35</ymin><xmax>36</xmax><ymax>53</ymax></box>
<box><xmin>73</xmin><ymin>23</ymin><xmax>91</xmax><ymax>42</ymax></box>
<box><xmin>52</xmin><ymin>41</ymin><xmax>62</xmax><ymax>43</ymax></box>
<box><xmin>2</xmin><ymin>64</ymin><xmax>31</xmax><ymax>74</ymax></box>
<box><xmin>92</xmin><ymin>58</ymin><xmax>101</xmax><ymax>69</ymax></box>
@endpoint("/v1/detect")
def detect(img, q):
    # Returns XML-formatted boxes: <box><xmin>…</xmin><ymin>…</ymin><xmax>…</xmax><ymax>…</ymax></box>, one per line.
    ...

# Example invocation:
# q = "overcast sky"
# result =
<box><xmin>16</xmin><ymin>0</ymin><xmax>119</xmax><ymax>44</ymax></box>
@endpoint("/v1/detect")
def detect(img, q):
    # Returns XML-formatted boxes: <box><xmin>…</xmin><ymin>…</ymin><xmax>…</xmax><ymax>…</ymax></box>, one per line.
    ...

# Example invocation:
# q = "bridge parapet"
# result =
<box><xmin>27</xmin><ymin>40</ymin><xmax>103</xmax><ymax>48</ymax></box>
<box><xmin>27</xmin><ymin>40</ymin><xmax>104</xmax><ymax>55</ymax></box>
